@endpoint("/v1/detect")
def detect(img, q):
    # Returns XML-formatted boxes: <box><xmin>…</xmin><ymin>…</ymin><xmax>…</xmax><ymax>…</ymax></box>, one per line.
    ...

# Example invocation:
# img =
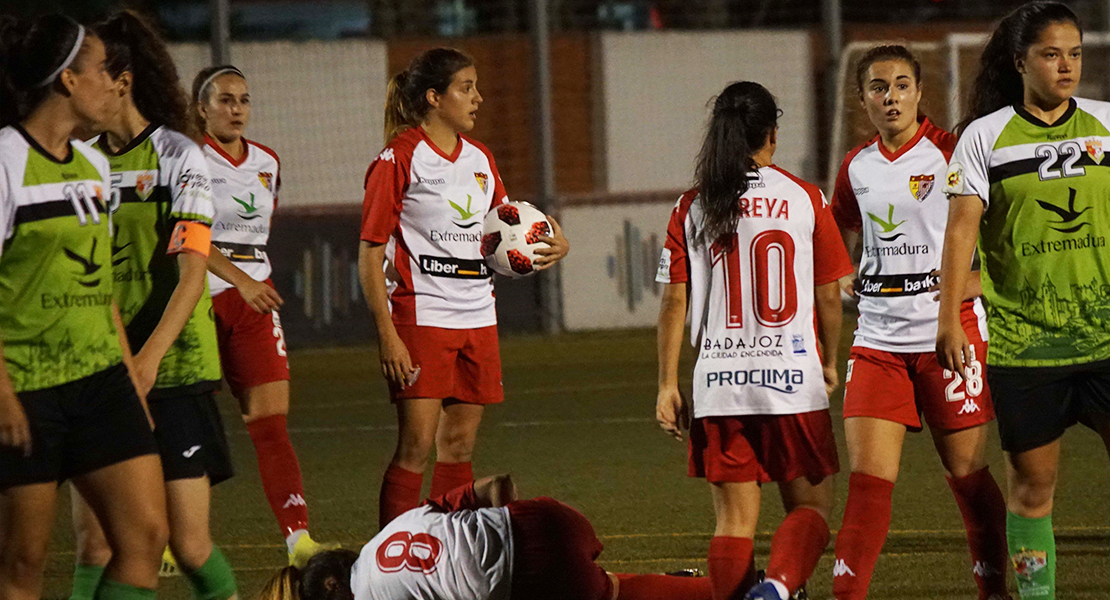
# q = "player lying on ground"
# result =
<box><xmin>257</xmin><ymin>475</ymin><xmax>711</xmax><ymax>600</ymax></box>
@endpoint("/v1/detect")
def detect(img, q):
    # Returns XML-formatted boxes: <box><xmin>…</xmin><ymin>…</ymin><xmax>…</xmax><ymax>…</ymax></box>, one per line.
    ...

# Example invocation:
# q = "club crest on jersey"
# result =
<box><xmin>1086</xmin><ymin>138</ymin><xmax>1104</xmax><ymax>164</ymax></box>
<box><xmin>258</xmin><ymin>172</ymin><xmax>275</xmax><ymax>193</ymax></box>
<box><xmin>908</xmin><ymin>174</ymin><xmax>934</xmax><ymax>202</ymax></box>
<box><xmin>474</xmin><ymin>172</ymin><xmax>489</xmax><ymax>194</ymax></box>
<box><xmin>135</xmin><ymin>172</ymin><xmax>155</xmax><ymax>201</ymax></box>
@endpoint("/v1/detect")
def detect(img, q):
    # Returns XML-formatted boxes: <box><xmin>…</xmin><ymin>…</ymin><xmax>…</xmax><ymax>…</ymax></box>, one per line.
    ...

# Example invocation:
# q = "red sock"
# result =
<box><xmin>708</xmin><ymin>536</ymin><xmax>755</xmax><ymax>600</ymax></box>
<box><xmin>429</xmin><ymin>461</ymin><xmax>474</xmax><ymax>499</ymax></box>
<box><xmin>765</xmin><ymin>507</ymin><xmax>830</xmax><ymax>594</ymax></box>
<box><xmin>245</xmin><ymin>415</ymin><xmax>309</xmax><ymax>537</ymax></box>
<box><xmin>832</xmin><ymin>472</ymin><xmax>894</xmax><ymax>600</ymax></box>
<box><xmin>616</xmin><ymin>573</ymin><xmax>712</xmax><ymax>600</ymax></box>
<box><xmin>947</xmin><ymin>466</ymin><xmax>1009</xmax><ymax>599</ymax></box>
<box><xmin>379</xmin><ymin>464</ymin><xmax>423</xmax><ymax>529</ymax></box>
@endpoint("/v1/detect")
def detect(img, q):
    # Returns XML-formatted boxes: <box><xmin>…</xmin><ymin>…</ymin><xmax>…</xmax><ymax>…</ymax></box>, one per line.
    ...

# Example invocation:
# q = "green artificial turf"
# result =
<box><xmin>37</xmin><ymin>315</ymin><xmax>1110</xmax><ymax>598</ymax></box>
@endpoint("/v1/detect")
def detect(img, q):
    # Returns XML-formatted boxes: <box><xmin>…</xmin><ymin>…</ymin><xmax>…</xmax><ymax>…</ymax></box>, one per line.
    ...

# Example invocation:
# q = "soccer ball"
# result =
<box><xmin>481</xmin><ymin>201</ymin><xmax>552</xmax><ymax>278</ymax></box>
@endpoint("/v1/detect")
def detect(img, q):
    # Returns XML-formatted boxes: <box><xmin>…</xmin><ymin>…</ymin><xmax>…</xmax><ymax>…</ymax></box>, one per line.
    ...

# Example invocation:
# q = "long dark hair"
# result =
<box><xmin>384</xmin><ymin>47</ymin><xmax>474</xmax><ymax>141</ymax></box>
<box><xmin>256</xmin><ymin>550</ymin><xmax>358</xmax><ymax>600</ymax></box>
<box><xmin>95</xmin><ymin>10</ymin><xmax>194</xmax><ymax>139</ymax></box>
<box><xmin>0</xmin><ymin>13</ymin><xmax>88</xmax><ymax>127</ymax></box>
<box><xmin>958</xmin><ymin>1</ymin><xmax>1081</xmax><ymax>134</ymax></box>
<box><xmin>694</xmin><ymin>81</ymin><xmax>780</xmax><ymax>246</ymax></box>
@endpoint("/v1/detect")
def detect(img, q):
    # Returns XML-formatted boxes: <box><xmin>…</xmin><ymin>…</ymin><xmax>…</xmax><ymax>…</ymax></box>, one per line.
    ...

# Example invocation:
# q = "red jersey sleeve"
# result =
<box><xmin>830</xmin><ymin>150</ymin><xmax>863</xmax><ymax>232</ymax></box>
<box><xmin>360</xmin><ymin>144</ymin><xmax>412</xmax><ymax>244</ymax></box>
<box><xmin>921</xmin><ymin>118</ymin><xmax>957</xmax><ymax>162</ymax></box>
<box><xmin>812</xmin><ymin>189</ymin><xmax>854</xmax><ymax>285</ymax></box>
<box><xmin>657</xmin><ymin>190</ymin><xmax>697</xmax><ymax>285</ymax></box>
<box><xmin>423</xmin><ymin>482</ymin><xmax>482</xmax><ymax>512</ymax></box>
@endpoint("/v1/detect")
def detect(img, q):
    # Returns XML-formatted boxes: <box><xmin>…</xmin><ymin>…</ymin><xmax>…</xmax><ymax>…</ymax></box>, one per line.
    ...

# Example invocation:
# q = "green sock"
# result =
<box><xmin>1008</xmin><ymin>511</ymin><xmax>1056</xmax><ymax>599</ymax></box>
<box><xmin>92</xmin><ymin>578</ymin><xmax>155</xmax><ymax>600</ymax></box>
<box><xmin>184</xmin><ymin>547</ymin><xmax>238</xmax><ymax>600</ymax></box>
<box><xmin>70</xmin><ymin>564</ymin><xmax>106</xmax><ymax>600</ymax></box>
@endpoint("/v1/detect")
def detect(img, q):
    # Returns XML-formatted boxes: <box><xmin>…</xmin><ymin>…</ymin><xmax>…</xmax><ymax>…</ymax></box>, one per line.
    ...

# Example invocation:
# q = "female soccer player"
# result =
<box><xmin>359</xmin><ymin>48</ymin><xmax>569</xmax><ymax>529</ymax></box>
<box><xmin>829</xmin><ymin>45</ymin><xmax>1009</xmax><ymax>600</ymax></box>
<box><xmin>192</xmin><ymin>64</ymin><xmax>332</xmax><ymax>567</ymax></box>
<box><xmin>67</xmin><ymin>11</ymin><xmax>238</xmax><ymax>600</ymax></box>
<box><xmin>656</xmin><ymin>81</ymin><xmax>852</xmax><ymax>600</ymax></box>
<box><xmin>939</xmin><ymin>3</ymin><xmax>1110</xmax><ymax>599</ymax></box>
<box><xmin>0</xmin><ymin>13</ymin><xmax>167</xmax><ymax>600</ymax></box>
<box><xmin>256</xmin><ymin>474</ymin><xmax>712</xmax><ymax>600</ymax></box>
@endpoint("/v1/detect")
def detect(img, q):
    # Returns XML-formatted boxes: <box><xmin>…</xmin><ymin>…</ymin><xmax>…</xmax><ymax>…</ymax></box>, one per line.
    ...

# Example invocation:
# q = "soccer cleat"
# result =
<box><xmin>753</xmin><ymin>570</ymin><xmax>807</xmax><ymax>600</ymax></box>
<box><xmin>664</xmin><ymin>568</ymin><xmax>703</xmax><ymax>577</ymax></box>
<box><xmin>289</xmin><ymin>533</ymin><xmax>341</xmax><ymax>569</ymax></box>
<box><xmin>744</xmin><ymin>581</ymin><xmax>785</xmax><ymax>600</ymax></box>
<box><xmin>159</xmin><ymin>547</ymin><xmax>180</xmax><ymax>578</ymax></box>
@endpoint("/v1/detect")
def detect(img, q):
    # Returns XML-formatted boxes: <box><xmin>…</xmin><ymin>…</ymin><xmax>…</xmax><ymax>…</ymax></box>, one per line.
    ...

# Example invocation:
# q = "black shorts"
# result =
<box><xmin>149</xmin><ymin>389</ymin><xmax>233</xmax><ymax>485</ymax></box>
<box><xmin>0</xmin><ymin>363</ymin><xmax>157</xmax><ymax>490</ymax></box>
<box><xmin>987</xmin><ymin>358</ymin><xmax>1110</xmax><ymax>454</ymax></box>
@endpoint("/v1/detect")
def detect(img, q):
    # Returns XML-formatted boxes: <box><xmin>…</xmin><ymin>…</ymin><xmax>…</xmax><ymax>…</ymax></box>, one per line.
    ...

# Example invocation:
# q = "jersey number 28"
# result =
<box><xmin>712</xmin><ymin>230</ymin><xmax>798</xmax><ymax>328</ymax></box>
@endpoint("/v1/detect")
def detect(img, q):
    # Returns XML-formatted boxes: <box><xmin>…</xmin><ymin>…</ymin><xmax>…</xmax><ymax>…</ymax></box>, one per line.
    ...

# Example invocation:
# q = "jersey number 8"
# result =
<box><xmin>712</xmin><ymin>230</ymin><xmax>798</xmax><ymax>328</ymax></box>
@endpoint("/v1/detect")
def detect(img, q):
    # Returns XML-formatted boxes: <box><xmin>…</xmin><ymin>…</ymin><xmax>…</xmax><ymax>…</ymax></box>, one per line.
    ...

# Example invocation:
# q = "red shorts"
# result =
<box><xmin>688</xmin><ymin>410</ymin><xmax>840</xmax><ymax>485</ymax></box>
<box><xmin>843</xmin><ymin>310</ymin><xmax>993</xmax><ymax>432</ymax></box>
<box><xmin>507</xmin><ymin>497</ymin><xmax>612</xmax><ymax>600</ymax></box>
<box><xmin>391</xmin><ymin>324</ymin><xmax>503</xmax><ymax>404</ymax></box>
<box><xmin>212</xmin><ymin>280</ymin><xmax>291</xmax><ymax>397</ymax></box>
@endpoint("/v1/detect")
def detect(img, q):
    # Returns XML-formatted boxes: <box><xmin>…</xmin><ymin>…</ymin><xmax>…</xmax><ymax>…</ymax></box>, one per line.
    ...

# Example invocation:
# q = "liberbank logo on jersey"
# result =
<box><xmin>706</xmin><ymin>368</ymin><xmax>804</xmax><ymax>394</ymax></box>
<box><xmin>418</xmin><ymin>255</ymin><xmax>489</xmax><ymax>279</ymax></box>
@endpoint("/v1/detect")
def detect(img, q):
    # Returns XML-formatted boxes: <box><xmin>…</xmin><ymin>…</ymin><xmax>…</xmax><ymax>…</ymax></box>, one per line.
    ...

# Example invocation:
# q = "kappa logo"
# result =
<box><xmin>182</xmin><ymin>445</ymin><xmax>201</xmax><ymax>458</ymax></box>
<box><xmin>378</xmin><ymin>148</ymin><xmax>395</xmax><ymax>163</ymax></box>
<box><xmin>474</xmin><ymin>171</ymin><xmax>489</xmax><ymax>194</ymax></box>
<box><xmin>958</xmin><ymin>398</ymin><xmax>981</xmax><ymax>415</ymax></box>
<box><xmin>135</xmin><ymin>172</ymin><xmax>155</xmax><ymax>201</ymax></box>
<box><xmin>64</xmin><ymin>238</ymin><xmax>103</xmax><ymax>288</ymax></box>
<box><xmin>833</xmin><ymin>559</ymin><xmax>856</xmax><ymax>578</ymax></box>
<box><xmin>1036</xmin><ymin>187</ymin><xmax>1090</xmax><ymax>233</ymax></box>
<box><xmin>908</xmin><ymin>174</ymin><xmax>935</xmax><ymax>201</ymax></box>
<box><xmin>283</xmin><ymin>494</ymin><xmax>307</xmax><ymax>509</ymax></box>
<box><xmin>973</xmin><ymin>561</ymin><xmax>1003</xmax><ymax>577</ymax></box>
<box><xmin>866</xmin><ymin>204</ymin><xmax>907</xmax><ymax>241</ymax></box>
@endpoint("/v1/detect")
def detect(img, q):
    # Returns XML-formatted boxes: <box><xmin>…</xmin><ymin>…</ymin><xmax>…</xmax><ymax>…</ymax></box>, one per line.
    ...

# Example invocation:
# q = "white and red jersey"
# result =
<box><xmin>350</xmin><ymin>487</ymin><xmax>513</xmax><ymax>600</ymax></box>
<box><xmin>361</xmin><ymin>128</ymin><xmax>508</xmax><ymax>329</ymax></box>
<box><xmin>831</xmin><ymin>118</ymin><xmax>987</xmax><ymax>353</ymax></box>
<box><xmin>657</xmin><ymin>166</ymin><xmax>853</xmax><ymax>417</ymax></box>
<box><xmin>203</xmin><ymin>135</ymin><xmax>280</xmax><ymax>296</ymax></box>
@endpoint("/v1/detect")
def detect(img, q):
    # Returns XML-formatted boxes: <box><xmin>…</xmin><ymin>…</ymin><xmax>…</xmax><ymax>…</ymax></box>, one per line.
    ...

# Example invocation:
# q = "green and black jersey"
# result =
<box><xmin>97</xmin><ymin>124</ymin><xmax>221</xmax><ymax>395</ymax></box>
<box><xmin>0</xmin><ymin>125</ymin><xmax>121</xmax><ymax>392</ymax></box>
<box><xmin>946</xmin><ymin>97</ymin><xmax>1110</xmax><ymax>367</ymax></box>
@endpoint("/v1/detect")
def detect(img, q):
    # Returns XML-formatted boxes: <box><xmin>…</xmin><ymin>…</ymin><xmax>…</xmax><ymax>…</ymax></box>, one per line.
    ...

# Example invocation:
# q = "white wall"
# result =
<box><xmin>169</xmin><ymin>41</ymin><xmax>388</xmax><ymax>207</ymax></box>
<box><xmin>560</xmin><ymin>200</ymin><xmax>678</xmax><ymax>330</ymax></box>
<box><xmin>599</xmin><ymin>31</ymin><xmax>815</xmax><ymax>193</ymax></box>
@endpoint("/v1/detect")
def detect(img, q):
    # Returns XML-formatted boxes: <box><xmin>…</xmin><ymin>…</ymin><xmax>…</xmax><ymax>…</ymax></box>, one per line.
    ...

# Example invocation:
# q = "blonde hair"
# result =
<box><xmin>256</xmin><ymin>566</ymin><xmax>299</xmax><ymax>600</ymax></box>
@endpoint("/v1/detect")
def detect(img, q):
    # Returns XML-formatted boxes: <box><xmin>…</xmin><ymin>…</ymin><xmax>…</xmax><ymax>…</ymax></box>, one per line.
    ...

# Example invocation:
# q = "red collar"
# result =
<box><xmin>874</xmin><ymin>116</ymin><xmax>931</xmax><ymax>162</ymax></box>
<box><xmin>205</xmin><ymin>134</ymin><xmax>250</xmax><ymax>167</ymax></box>
<box><xmin>416</xmin><ymin>127</ymin><xmax>463</xmax><ymax>163</ymax></box>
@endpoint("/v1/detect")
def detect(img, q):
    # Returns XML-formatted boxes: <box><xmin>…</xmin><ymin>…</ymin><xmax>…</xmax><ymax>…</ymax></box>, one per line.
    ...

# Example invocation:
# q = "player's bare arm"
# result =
<box><xmin>0</xmin><ymin>341</ymin><xmax>29</xmax><ymax>456</ymax></box>
<box><xmin>207</xmin><ymin>246</ymin><xmax>283</xmax><ymax>313</ymax></box>
<box><xmin>358</xmin><ymin>241</ymin><xmax>415</xmax><ymax>386</ymax></box>
<box><xmin>656</xmin><ymin>282</ymin><xmax>689</xmax><ymax>440</ymax></box>
<box><xmin>814</xmin><ymin>280</ymin><xmax>843</xmax><ymax>396</ymax></box>
<box><xmin>936</xmin><ymin>194</ymin><xmax>984</xmax><ymax>373</ymax></box>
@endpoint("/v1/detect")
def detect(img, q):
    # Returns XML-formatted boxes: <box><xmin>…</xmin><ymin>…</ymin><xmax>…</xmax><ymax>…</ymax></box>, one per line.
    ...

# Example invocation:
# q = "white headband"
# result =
<box><xmin>36</xmin><ymin>24</ymin><xmax>85</xmax><ymax>88</ymax></box>
<box><xmin>197</xmin><ymin>67</ymin><xmax>244</xmax><ymax>102</ymax></box>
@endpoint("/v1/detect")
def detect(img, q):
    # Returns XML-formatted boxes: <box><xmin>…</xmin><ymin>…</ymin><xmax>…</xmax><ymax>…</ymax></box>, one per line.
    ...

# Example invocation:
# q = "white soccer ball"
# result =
<box><xmin>481</xmin><ymin>201</ymin><xmax>552</xmax><ymax>278</ymax></box>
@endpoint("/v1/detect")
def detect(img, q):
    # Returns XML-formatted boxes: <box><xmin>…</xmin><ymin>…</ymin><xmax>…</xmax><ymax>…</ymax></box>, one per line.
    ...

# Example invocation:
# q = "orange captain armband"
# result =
<box><xmin>168</xmin><ymin>221</ymin><xmax>212</xmax><ymax>258</ymax></box>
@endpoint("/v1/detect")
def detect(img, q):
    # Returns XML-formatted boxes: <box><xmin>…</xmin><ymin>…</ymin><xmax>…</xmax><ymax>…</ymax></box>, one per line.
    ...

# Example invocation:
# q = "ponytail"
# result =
<box><xmin>383</xmin><ymin>47</ymin><xmax>473</xmax><ymax>142</ymax></box>
<box><xmin>96</xmin><ymin>10</ymin><xmax>195</xmax><ymax>139</ymax></box>
<box><xmin>257</xmin><ymin>549</ymin><xmax>357</xmax><ymax>600</ymax></box>
<box><xmin>0</xmin><ymin>13</ymin><xmax>87</xmax><ymax>127</ymax></box>
<box><xmin>384</xmin><ymin>70</ymin><xmax>410</xmax><ymax>141</ymax></box>
<box><xmin>694</xmin><ymin>81</ymin><xmax>780</xmax><ymax>246</ymax></box>
<box><xmin>959</xmin><ymin>1</ymin><xmax>1080</xmax><ymax>135</ymax></box>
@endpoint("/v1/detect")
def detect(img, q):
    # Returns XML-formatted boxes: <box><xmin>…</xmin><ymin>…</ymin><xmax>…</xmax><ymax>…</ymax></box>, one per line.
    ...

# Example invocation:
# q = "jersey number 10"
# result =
<box><xmin>712</xmin><ymin>230</ymin><xmax>798</xmax><ymax>328</ymax></box>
